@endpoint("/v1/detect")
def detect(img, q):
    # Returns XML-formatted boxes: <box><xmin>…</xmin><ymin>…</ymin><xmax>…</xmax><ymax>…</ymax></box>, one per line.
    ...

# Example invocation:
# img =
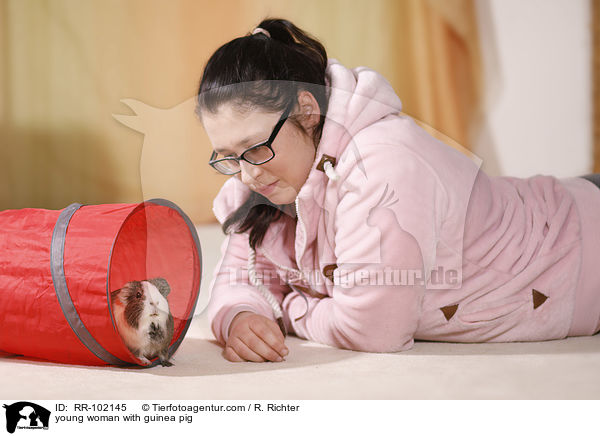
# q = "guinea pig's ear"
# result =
<box><xmin>148</xmin><ymin>278</ymin><xmax>171</xmax><ymax>297</ymax></box>
<box><xmin>110</xmin><ymin>288</ymin><xmax>125</xmax><ymax>304</ymax></box>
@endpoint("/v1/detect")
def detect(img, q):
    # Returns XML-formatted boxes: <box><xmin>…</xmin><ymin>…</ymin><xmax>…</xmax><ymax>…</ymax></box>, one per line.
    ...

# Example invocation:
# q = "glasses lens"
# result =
<box><xmin>212</xmin><ymin>159</ymin><xmax>240</xmax><ymax>175</ymax></box>
<box><xmin>243</xmin><ymin>144</ymin><xmax>274</xmax><ymax>164</ymax></box>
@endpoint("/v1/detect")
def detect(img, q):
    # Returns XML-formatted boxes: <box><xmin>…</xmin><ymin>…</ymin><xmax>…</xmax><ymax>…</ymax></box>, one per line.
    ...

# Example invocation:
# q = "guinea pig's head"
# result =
<box><xmin>111</xmin><ymin>278</ymin><xmax>172</xmax><ymax>330</ymax></box>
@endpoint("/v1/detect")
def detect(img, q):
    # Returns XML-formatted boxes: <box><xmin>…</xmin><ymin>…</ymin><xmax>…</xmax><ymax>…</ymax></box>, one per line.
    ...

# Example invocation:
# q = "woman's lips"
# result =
<box><xmin>258</xmin><ymin>180</ymin><xmax>278</xmax><ymax>196</ymax></box>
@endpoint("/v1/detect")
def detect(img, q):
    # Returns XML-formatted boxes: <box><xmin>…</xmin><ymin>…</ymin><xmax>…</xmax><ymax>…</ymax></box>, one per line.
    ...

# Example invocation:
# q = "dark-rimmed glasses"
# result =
<box><xmin>208</xmin><ymin>100</ymin><xmax>296</xmax><ymax>175</ymax></box>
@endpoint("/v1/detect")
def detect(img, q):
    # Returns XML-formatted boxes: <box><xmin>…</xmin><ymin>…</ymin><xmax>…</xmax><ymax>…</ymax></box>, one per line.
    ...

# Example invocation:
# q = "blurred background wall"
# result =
<box><xmin>473</xmin><ymin>0</ymin><xmax>592</xmax><ymax>178</ymax></box>
<box><xmin>0</xmin><ymin>0</ymin><xmax>594</xmax><ymax>223</ymax></box>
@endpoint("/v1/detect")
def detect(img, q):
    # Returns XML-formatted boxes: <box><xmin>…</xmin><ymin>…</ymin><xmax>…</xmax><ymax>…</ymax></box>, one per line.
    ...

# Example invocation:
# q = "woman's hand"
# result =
<box><xmin>223</xmin><ymin>311</ymin><xmax>289</xmax><ymax>362</ymax></box>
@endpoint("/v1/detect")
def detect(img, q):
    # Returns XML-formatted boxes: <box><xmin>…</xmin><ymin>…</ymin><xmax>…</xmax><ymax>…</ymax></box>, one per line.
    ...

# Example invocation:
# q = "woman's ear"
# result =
<box><xmin>296</xmin><ymin>90</ymin><xmax>321</xmax><ymax>131</ymax></box>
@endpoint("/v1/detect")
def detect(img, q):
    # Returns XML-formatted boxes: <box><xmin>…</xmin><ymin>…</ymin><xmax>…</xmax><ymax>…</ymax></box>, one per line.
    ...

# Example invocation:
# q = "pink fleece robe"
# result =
<box><xmin>205</xmin><ymin>58</ymin><xmax>600</xmax><ymax>352</ymax></box>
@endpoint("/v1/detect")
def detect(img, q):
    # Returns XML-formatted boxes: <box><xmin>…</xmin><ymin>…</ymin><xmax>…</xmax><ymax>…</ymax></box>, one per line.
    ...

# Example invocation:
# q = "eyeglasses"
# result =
<box><xmin>208</xmin><ymin>100</ymin><xmax>296</xmax><ymax>175</ymax></box>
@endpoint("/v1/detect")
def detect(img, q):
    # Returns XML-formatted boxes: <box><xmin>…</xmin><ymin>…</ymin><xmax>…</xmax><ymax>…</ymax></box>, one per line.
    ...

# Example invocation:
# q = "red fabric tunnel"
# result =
<box><xmin>0</xmin><ymin>199</ymin><xmax>202</xmax><ymax>367</ymax></box>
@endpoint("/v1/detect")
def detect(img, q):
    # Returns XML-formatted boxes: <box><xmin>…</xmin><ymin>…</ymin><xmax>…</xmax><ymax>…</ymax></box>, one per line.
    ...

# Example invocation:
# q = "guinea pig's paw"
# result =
<box><xmin>138</xmin><ymin>356</ymin><xmax>152</xmax><ymax>366</ymax></box>
<box><xmin>159</xmin><ymin>359</ymin><xmax>174</xmax><ymax>367</ymax></box>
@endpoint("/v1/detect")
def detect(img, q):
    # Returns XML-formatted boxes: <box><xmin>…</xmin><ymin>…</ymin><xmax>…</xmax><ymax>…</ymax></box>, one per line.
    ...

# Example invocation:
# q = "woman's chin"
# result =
<box><xmin>263</xmin><ymin>194</ymin><xmax>285</xmax><ymax>205</ymax></box>
<box><xmin>262</xmin><ymin>187</ymin><xmax>295</xmax><ymax>205</ymax></box>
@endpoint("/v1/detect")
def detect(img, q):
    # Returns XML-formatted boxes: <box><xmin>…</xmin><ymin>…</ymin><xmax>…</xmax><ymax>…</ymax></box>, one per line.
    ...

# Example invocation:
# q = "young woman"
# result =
<box><xmin>197</xmin><ymin>18</ymin><xmax>600</xmax><ymax>363</ymax></box>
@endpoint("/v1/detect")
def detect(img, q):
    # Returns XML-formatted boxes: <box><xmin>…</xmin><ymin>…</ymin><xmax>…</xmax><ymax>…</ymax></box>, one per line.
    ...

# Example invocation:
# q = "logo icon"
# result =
<box><xmin>2</xmin><ymin>402</ymin><xmax>50</xmax><ymax>434</ymax></box>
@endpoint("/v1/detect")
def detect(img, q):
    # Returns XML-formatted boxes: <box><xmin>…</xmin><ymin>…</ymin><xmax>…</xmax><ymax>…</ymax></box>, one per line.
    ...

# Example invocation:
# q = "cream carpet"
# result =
<box><xmin>2</xmin><ymin>224</ymin><xmax>600</xmax><ymax>399</ymax></box>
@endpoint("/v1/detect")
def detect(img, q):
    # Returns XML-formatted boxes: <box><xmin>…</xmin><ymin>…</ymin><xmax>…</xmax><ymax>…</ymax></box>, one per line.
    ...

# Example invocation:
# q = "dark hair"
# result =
<box><xmin>196</xmin><ymin>18</ymin><xmax>329</xmax><ymax>250</ymax></box>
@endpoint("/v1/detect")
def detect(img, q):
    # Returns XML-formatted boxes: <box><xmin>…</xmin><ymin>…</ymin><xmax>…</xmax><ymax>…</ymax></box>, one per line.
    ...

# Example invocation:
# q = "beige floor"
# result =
<box><xmin>2</xmin><ymin>224</ymin><xmax>600</xmax><ymax>399</ymax></box>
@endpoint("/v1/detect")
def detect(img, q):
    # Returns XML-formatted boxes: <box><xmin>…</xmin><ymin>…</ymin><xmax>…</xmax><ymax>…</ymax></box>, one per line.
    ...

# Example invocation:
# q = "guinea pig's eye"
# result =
<box><xmin>136</xmin><ymin>291</ymin><xmax>142</xmax><ymax>298</ymax></box>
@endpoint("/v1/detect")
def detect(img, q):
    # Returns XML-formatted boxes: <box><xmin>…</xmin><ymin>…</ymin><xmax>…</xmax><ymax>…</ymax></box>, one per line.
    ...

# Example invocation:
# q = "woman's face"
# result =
<box><xmin>201</xmin><ymin>93</ymin><xmax>320</xmax><ymax>205</ymax></box>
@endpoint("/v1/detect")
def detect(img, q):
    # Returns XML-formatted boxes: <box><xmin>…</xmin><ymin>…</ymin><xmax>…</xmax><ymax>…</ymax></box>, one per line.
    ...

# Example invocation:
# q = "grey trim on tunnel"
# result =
<box><xmin>143</xmin><ymin>198</ymin><xmax>203</xmax><ymax>368</ymax></box>
<box><xmin>50</xmin><ymin>202</ymin><xmax>130</xmax><ymax>366</ymax></box>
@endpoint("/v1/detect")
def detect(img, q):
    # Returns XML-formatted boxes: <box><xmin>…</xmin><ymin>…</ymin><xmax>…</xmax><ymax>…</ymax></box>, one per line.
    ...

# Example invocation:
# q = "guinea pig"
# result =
<box><xmin>110</xmin><ymin>278</ymin><xmax>174</xmax><ymax>367</ymax></box>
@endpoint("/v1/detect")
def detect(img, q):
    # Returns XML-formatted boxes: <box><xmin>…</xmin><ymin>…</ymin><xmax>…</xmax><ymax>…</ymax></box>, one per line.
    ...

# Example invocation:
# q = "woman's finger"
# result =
<box><xmin>250</xmin><ymin>321</ymin><xmax>288</xmax><ymax>358</ymax></box>
<box><xmin>236</xmin><ymin>331</ymin><xmax>284</xmax><ymax>362</ymax></box>
<box><xmin>267</xmin><ymin>318</ymin><xmax>286</xmax><ymax>342</ymax></box>
<box><xmin>222</xmin><ymin>345</ymin><xmax>245</xmax><ymax>362</ymax></box>
<box><xmin>229</xmin><ymin>335</ymin><xmax>269</xmax><ymax>362</ymax></box>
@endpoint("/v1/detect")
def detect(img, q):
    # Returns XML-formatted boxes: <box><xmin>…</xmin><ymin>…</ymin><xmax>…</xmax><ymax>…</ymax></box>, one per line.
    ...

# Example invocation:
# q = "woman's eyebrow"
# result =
<box><xmin>215</xmin><ymin>136</ymin><xmax>264</xmax><ymax>154</ymax></box>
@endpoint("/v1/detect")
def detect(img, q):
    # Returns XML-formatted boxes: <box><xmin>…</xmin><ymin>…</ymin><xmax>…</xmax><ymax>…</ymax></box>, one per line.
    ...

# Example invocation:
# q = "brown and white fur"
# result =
<box><xmin>110</xmin><ymin>278</ymin><xmax>174</xmax><ymax>367</ymax></box>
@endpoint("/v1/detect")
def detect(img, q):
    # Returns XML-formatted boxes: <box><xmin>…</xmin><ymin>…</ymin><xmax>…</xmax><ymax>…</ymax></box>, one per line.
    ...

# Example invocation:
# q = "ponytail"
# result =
<box><xmin>255</xmin><ymin>18</ymin><xmax>328</xmax><ymax>83</ymax></box>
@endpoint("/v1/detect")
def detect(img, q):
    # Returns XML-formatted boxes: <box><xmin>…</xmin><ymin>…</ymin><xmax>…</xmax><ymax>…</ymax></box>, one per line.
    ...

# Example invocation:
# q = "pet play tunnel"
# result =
<box><xmin>0</xmin><ymin>199</ymin><xmax>202</xmax><ymax>367</ymax></box>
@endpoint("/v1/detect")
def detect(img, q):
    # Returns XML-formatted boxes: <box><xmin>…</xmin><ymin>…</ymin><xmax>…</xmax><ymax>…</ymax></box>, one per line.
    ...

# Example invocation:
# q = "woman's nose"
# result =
<box><xmin>239</xmin><ymin>160</ymin><xmax>264</xmax><ymax>186</ymax></box>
